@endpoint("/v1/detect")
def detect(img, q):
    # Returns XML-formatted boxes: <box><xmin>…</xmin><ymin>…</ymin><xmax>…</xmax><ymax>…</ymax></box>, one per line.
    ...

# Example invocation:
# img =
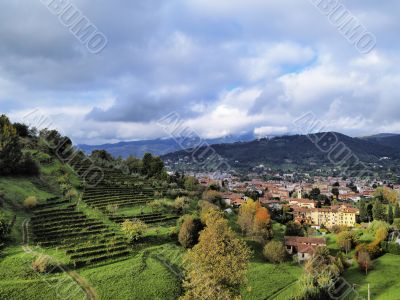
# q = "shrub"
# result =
<box><xmin>331</xmin><ymin>225</ymin><xmax>348</xmax><ymax>234</ymax></box>
<box><xmin>367</xmin><ymin>220</ymin><xmax>389</xmax><ymax>235</ymax></box>
<box><xmin>388</xmin><ymin>242</ymin><xmax>400</xmax><ymax>255</ymax></box>
<box><xmin>178</xmin><ymin>216</ymin><xmax>203</xmax><ymax>248</ymax></box>
<box><xmin>375</xmin><ymin>227</ymin><xmax>388</xmax><ymax>243</ymax></box>
<box><xmin>65</xmin><ymin>189</ymin><xmax>78</xmax><ymax>201</ymax></box>
<box><xmin>356</xmin><ymin>241</ymin><xmax>382</xmax><ymax>259</ymax></box>
<box><xmin>357</xmin><ymin>250</ymin><xmax>372</xmax><ymax>275</ymax></box>
<box><xmin>202</xmin><ymin>190</ymin><xmax>223</xmax><ymax>206</ymax></box>
<box><xmin>121</xmin><ymin>219</ymin><xmax>148</xmax><ymax>243</ymax></box>
<box><xmin>173</xmin><ymin>196</ymin><xmax>189</xmax><ymax>213</ymax></box>
<box><xmin>263</xmin><ymin>240</ymin><xmax>287</xmax><ymax>264</ymax></box>
<box><xmin>393</xmin><ymin>218</ymin><xmax>400</xmax><ymax>230</ymax></box>
<box><xmin>149</xmin><ymin>199</ymin><xmax>172</xmax><ymax>210</ymax></box>
<box><xmin>32</xmin><ymin>255</ymin><xmax>55</xmax><ymax>273</ymax></box>
<box><xmin>0</xmin><ymin>212</ymin><xmax>10</xmax><ymax>243</ymax></box>
<box><xmin>336</xmin><ymin>231</ymin><xmax>359</xmax><ymax>252</ymax></box>
<box><xmin>285</xmin><ymin>221</ymin><xmax>305</xmax><ymax>237</ymax></box>
<box><xmin>24</xmin><ymin>196</ymin><xmax>38</xmax><ymax>209</ymax></box>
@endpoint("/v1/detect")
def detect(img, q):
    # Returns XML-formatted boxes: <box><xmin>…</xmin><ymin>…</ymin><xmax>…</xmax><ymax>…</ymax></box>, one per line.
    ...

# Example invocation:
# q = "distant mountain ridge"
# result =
<box><xmin>161</xmin><ymin>132</ymin><xmax>400</xmax><ymax>172</ymax></box>
<box><xmin>361</xmin><ymin>133</ymin><xmax>400</xmax><ymax>151</ymax></box>
<box><xmin>78</xmin><ymin>132</ymin><xmax>257</xmax><ymax>158</ymax></box>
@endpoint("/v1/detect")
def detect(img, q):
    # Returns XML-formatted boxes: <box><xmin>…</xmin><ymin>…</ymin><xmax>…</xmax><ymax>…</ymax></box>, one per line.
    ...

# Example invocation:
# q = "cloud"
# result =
<box><xmin>0</xmin><ymin>0</ymin><xmax>400</xmax><ymax>144</ymax></box>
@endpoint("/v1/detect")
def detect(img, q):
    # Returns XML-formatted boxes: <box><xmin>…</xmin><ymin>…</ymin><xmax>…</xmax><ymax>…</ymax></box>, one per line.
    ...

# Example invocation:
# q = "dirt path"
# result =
<box><xmin>21</xmin><ymin>218</ymin><xmax>99</xmax><ymax>300</ymax></box>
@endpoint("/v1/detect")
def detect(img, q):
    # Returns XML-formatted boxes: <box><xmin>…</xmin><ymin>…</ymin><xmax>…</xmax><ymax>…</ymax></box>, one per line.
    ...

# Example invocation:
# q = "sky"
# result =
<box><xmin>1</xmin><ymin>0</ymin><xmax>400</xmax><ymax>145</ymax></box>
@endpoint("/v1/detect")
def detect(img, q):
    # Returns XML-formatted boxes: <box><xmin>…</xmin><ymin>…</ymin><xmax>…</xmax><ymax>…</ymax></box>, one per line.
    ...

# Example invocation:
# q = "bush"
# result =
<box><xmin>178</xmin><ymin>215</ymin><xmax>203</xmax><ymax>248</ymax></box>
<box><xmin>393</xmin><ymin>218</ymin><xmax>400</xmax><ymax>230</ymax></box>
<box><xmin>24</xmin><ymin>196</ymin><xmax>38</xmax><ymax>209</ymax></box>
<box><xmin>285</xmin><ymin>221</ymin><xmax>305</xmax><ymax>237</ymax></box>
<box><xmin>367</xmin><ymin>220</ymin><xmax>389</xmax><ymax>235</ymax></box>
<box><xmin>356</xmin><ymin>241</ymin><xmax>382</xmax><ymax>259</ymax></box>
<box><xmin>336</xmin><ymin>231</ymin><xmax>359</xmax><ymax>253</ymax></box>
<box><xmin>121</xmin><ymin>219</ymin><xmax>148</xmax><ymax>243</ymax></box>
<box><xmin>0</xmin><ymin>212</ymin><xmax>10</xmax><ymax>243</ymax></box>
<box><xmin>32</xmin><ymin>255</ymin><xmax>55</xmax><ymax>273</ymax></box>
<box><xmin>388</xmin><ymin>242</ymin><xmax>400</xmax><ymax>255</ymax></box>
<box><xmin>263</xmin><ymin>240</ymin><xmax>287</xmax><ymax>264</ymax></box>
<box><xmin>173</xmin><ymin>196</ymin><xmax>189</xmax><ymax>213</ymax></box>
<box><xmin>331</xmin><ymin>225</ymin><xmax>348</xmax><ymax>234</ymax></box>
<box><xmin>375</xmin><ymin>227</ymin><xmax>388</xmax><ymax>243</ymax></box>
<box><xmin>65</xmin><ymin>189</ymin><xmax>78</xmax><ymax>201</ymax></box>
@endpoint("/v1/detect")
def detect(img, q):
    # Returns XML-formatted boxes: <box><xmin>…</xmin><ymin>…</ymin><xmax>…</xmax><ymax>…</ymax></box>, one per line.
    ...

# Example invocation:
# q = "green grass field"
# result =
<box><xmin>242</xmin><ymin>261</ymin><xmax>302</xmax><ymax>300</ymax></box>
<box><xmin>344</xmin><ymin>253</ymin><xmax>400</xmax><ymax>300</ymax></box>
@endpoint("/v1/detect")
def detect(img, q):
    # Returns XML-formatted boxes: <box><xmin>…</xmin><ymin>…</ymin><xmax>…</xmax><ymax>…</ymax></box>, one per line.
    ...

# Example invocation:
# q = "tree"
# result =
<box><xmin>336</xmin><ymin>231</ymin><xmax>359</xmax><ymax>254</ymax></box>
<box><xmin>375</xmin><ymin>227</ymin><xmax>388</xmax><ymax>243</ymax></box>
<box><xmin>374</xmin><ymin>187</ymin><xmax>399</xmax><ymax>204</ymax></box>
<box><xmin>202</xmin><ymin>190</ymin><xmax>222</xmax><ymax>206</ymax></box>
<box><xmin>13</xmin><ymin>122</ymin><xmax>30</xmax><ymax>137</ymax></box>
<box><xmin>359</xmin><ymin>200</ymin><xmax>368</xmax><ymax>222</ymax></box>
<box><xmin>395</xmin><ymin>203</ymin><xmax>400</xmax><ymax>219</ymax></box>
<box><xmin>178</xmin><ymin>216</ymin><xmax>203</xmax><ymax>248</ymax></box>
<box><xmin>285</xmin><ymin>221</ymin><xmax>305</xmax><ymax>237</ymax></box>
<box><xmin>125</xmin><ymin>156</ymin><xmax>143</xmax><ymax>174</ymax></box>
<box><xmin>388</xmin><ymin>204</ymin><xmax>394</xmax><ymax>224</ymax></box>
<box><xmin>331</xmin><ymin>188</ymin><xmax>339</xmax><ymax>200</ymax></box>
<box><xmin>237</xmin><ymin>199</ymin><xmax>258</xmax><ymax>235</ymax></box>
<box><xmin>90</xmin><ymin>150</ymin><xmax>113</xmax><ymax>162</ymax></box>
<box><xmin>309</xmin><ymin>188</ymin><xmax>321</xmax><ymax>200</ymax></box>
<box><xmin>372</xmin><ymin>201</ymin><xmax>386</xmax><ymax>221</ymax></box>
<box><xmin>0</xmin><ymin>212</ymin><xmax>10</xmax><ymax>244</ymax></box>
<box><xmin>263</xmin><ymin>241</ymin><xmax>286</xmax><ymax>263</ymax></box>
<box><xmin>0</xmin><ymin>115</ymin><xmax>23</xmax><ymax>175</ymax></box>
<box><xmin>24</xmin><ymin>196</ymin><xmax>38</xmax><ymax>209</ymax></box>
<box><xmin>357</xmin><ymin>251</ymin><xmax>372</xmax><ymax>275</ymax></box>
<box><xmin>253</xmin><ymin>206</ymin><xmax>273</xmax><ymax>243</ymax></box>
<box><xmin>141</xmin><ymin>153</ymin><xmax>164</xmax><ymax>178</ymax></box>
<box><xmin>303</xmin><ymin>246</ymin><xmax>344</xmax><ymax>297</ymax></box>
<box><xmin>121</xmin><ymin>219</ymin><xmax>148</xmax><ymax>243</ymax></box>
<box><xmin>182</xmin><ymin>211</ymin><xmax>252</xmax><ymax>300</ymax></box>
<box><xmin>184</xmin><ymin>176</ymin><xmax>199</xmax><ymax>191</ymax></box>
<box><xmin>173</xmin><ymin>196</ymin><xmax>189</xmax><ymax>213</ymax></box>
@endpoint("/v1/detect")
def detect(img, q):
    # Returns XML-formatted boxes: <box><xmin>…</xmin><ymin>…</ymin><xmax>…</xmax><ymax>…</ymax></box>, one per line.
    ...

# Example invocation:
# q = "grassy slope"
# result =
<box><xmin>344</xmin><ymin>253</ymin><xmax>400</xmax><ymax>300</ymax></box>
<box><xmin>80</xmin><ymin>245</ymin><xmax>182</xmax><ymax>300</ymax></box>
<box><xmin>0</xmin><ymin>157</ymin><xmax>184</xmax><ymax>300</ymax></box>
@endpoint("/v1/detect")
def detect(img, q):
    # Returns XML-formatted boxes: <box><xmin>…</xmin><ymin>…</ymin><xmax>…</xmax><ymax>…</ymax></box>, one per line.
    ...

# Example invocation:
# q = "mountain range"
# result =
<box><xmin>78</xmin><ymin>132</ymin><xmax>400</xmax><ymax>173</ymax></box>
<box><xmin>161</xmin><ymin>132</ymin><xmax>400</xmax><ymax>173</ymax></box>
<box><xmin>78</xmin><ymin>132</ymin><xmax>257</xmax><ymax>158</ymax></box>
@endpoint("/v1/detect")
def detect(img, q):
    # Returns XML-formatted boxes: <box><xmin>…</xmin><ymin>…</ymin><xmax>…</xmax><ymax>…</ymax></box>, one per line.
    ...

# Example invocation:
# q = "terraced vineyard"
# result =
<box><xmin>73</xmin><ymin>162</ymin><xmax>179</xmax><ymax>226</ymax></box>
<box><xmin>31</xmin><ymin>198</ymin><xmax>130</xmax><ymax>267</ymax></box>
<box><xmin>109</xmin><ymin>212</ymin><xmax>179</xmax><ymax>224</ymax></box>
<box><xmin>28</xmin><ymin>160</ymin><xmax>182</xmax><ymax>271</ymax></box>
<box><xmin>83</xmin><ymin>187</ymin><xmax>153</xmax><ymax>211</ymax></box>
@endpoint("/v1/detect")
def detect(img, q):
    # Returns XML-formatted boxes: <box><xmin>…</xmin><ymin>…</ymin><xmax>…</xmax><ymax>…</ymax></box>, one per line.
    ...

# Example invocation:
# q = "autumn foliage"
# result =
<box><xmin>237</xmin><ymin>199</ymin><xmax>273</xmax><ymax>243</ymax></box>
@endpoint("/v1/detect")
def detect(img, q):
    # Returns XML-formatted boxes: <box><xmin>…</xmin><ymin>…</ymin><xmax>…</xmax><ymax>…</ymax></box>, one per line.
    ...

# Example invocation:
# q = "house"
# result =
<box><xmin>284</xmin><ymin>236</ymin><xmax>327</xmax><ymax>262</ymax></box>
<box><xmin>292</xmin><ymin>205</ymin><xmax>359</xmax><ymax>227</ymax></box>
<box><xmin>289</xmin><ymin>198</ymin><xmax>316</xmax><ymax>208</ymax></box>
<box><xmin>222</xmin><ymin>192</ymin><xmax>245</xmax><ymax>207</ymax></box>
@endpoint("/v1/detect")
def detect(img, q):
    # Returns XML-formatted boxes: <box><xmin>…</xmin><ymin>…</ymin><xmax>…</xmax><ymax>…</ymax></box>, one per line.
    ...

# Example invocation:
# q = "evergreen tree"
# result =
<box><xmin>0</xmin><ymin>115</ymin><xmax>22</xmax><ymax>175</ymax></box>
<box><xmin>388</xmin><ymin>204</ymin><xmax>394</xmax><ymax>224</ymax></box>
<box><xmin>359</xmin><ymin>200</ymin><xmax>367</xmax><ymax>222</ymax></box>
<box><xmin>395</xmin><ymin>203</ymin><xmax>400</xmax><ymax>219</ymax></box>
<box><xmin>372</xmin><ymin>201</ymin><xmax>386</xmax><ymax>221</ymax></box>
